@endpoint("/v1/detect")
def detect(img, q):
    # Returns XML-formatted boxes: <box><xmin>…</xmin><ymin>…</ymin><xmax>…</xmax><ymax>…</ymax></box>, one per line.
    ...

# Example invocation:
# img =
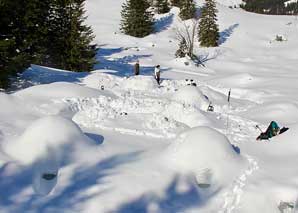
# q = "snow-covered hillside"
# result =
<box><xmin>1</xmin><ymin>0</ymin><xmax>298</xmax><ymax>212</ymax></box>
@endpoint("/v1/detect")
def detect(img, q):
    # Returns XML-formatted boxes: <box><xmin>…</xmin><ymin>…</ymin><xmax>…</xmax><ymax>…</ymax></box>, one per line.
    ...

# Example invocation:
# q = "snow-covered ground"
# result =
<box><xmin>1</xmin><ymin>0</ymin><xmax>298</xmax><ymax>212</ymax></box>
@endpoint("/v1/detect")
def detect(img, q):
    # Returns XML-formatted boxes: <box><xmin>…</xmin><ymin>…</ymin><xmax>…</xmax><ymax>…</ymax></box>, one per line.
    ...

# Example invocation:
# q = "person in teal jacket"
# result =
<box><xmin>257</xmin><ymin>121</ymin><xmax>280</xmax><ymax>140</ymax></box>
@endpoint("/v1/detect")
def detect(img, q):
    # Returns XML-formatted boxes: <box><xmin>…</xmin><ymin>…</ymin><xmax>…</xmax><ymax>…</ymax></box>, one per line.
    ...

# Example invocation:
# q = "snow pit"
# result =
<box><xmin>164</xmin><ymin>127</ymin><xmax>245</xmax><ymax>186</ymax></box>
<box><xmin>171</xmin><ymin>86</ymin><xmax>210</xmax><ymax>111</ymax></box>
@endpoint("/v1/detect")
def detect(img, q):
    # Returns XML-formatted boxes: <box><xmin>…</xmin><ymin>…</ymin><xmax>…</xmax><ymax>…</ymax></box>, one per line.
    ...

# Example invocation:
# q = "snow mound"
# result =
<box><xmin>164</xmin><ymin>102</ymin><xmax>213</xmax><ymax>128</ymax></box>
<box><xmin>14</xmin><ymin>82</ymin><xmax>115</xmax><ymax>100</ymax></box>
<box><xmin>171</xmin><ymin>86</ymin><xmax>210</xmax><ymax>111</ymax></box>
<box><xmin>164</xmin><ymin>127</ymin><xmax>244</xmax><ymax>185</ymax></box>
<box><xmin>121</xmin><ymin>76</ymin><xmax>158</xmax><ymax>91</ymax></box>
<box><xmin>81</xmin><ymin>70</ymin><xmax>123</xmax><ymax>90</ymax></box>
<box><xmin>4</xmin><ymin>116</ymin><xmax>95</xmax><ymax>165</ymax></box>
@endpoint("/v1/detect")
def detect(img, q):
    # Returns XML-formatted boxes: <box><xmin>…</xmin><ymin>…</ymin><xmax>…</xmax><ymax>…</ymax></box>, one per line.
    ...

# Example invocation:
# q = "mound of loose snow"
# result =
<box><xmin>81</xmin><ymin>70</ymin><xmax>123</xmax><ymax>90</ymax></box>
<box><xmin>4</xmin><ymin>116</ymin><xmax>95</xmax><ymax>165</ymax></box>
<box><xmin>171</xmin><ymin>86</ymin><xmax>210</xmax><ymax>111</ymax></box>
<box><xmin>164</xmin><ymin>102</ymin><xmax>213</xmax><ymax>128</ymax></box>
<box><xmin>121</xmin><ymin>76</ymin><xmax>158</xmax><ymax>91</ymax></box>
<box><xmin>164</xmin><ymin>127</ymin><xmax>245</xmax><ymax>186</ymax></box>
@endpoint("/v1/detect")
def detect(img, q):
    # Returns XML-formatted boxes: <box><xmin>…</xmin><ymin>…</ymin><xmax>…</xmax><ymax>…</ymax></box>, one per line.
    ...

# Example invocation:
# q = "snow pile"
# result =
<box><xmin>164</xmin><ymin>127</ymin><xmax>245</xmax><ymax>186</ymax></box>
<box><xmin>164</xmin><ymin>102</ymin><xmax>213</xmax><ymax>128</ymax></box>
<box><xmin>121</xmin><ymin>76</ymin><xmax>158</xmax><ymax>91</ymax></box>
<box><xmin>4</xmin><ymin>116</ymin><xmax>95</xmax><ymax>165</ymax></box>
<box><xmin>3</xmin><ymin>116</ymin><xmax>98</xmax><ymax>195</ymax></box>
<box><xmin>81</xmin><ymin>70</ymin><xmax>123</xmax><ymax>90</ymax></box>
<box><xmin>171</xmin><ymin>86</ymin><xmax>210</xmax><ymax>111</ymax></box>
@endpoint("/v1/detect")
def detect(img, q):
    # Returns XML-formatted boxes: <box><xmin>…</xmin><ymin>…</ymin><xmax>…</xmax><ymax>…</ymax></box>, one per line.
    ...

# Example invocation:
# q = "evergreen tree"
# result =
<box><xmin>198</xmin><ymin>0</ymin><xmax>219</xmax><ymax>47</ymax></box>
<box><xmin>175</xmin><ymin>38</ymin><xmax>187</xmax><ymax>58</ymax></box>
<box><xmin>156</xmin><ymin>0</ymin><xmax>170</xmax><ymax>14</ymax></box>
<box><xmin>179</xmin><ymin>0</ymin><xmax>196</xmax><ymax>20</ymax></box>
<box><xmin>48</xmin><ymin>0</ymin><xmax>96</xmax><ymax>71</ymax></box>
<box><xmin>120</xmin><ymin>0</ymin><xmax>154</xmax><ymax>37</ymax></box>
<box><xmin>170</xmin><ymin>0</ymin><xmax>181</xmax><ymax>7</ymax></box>
<box><xmin>0</xmin><ymin>0</ymin><xmax>30</xmax><ymax>89</ymax></box>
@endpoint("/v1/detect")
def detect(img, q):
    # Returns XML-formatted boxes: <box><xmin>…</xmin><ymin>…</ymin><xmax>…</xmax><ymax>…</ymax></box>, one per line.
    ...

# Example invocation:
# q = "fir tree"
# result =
<box><xmin>179</xmin><ymin>0</ymin><xmax>196</xmax><ymax>20</ymax></box>
<box><xmin>170</xmin><ymin>0</ymin><xmax>181</xmax><ymax>7</ymax></box>
<box><xmin>48</xmin><ymin>0</ymin><xmax>96</xmax><ymax>71</ymax></box>
<box><xmin>120</xmin><ymin>0</ymin><xmax>154</xmax><ymax>37</ymax></box>
<box><xmin>0</xmin><ymin>0</ymin><xmax>31</xmax><ymax>89</ymax></box>
<box><xmin>156</xmin><ymin>0</ymin><xmax>170</xmax><ymax>14</ymax></box>
<box><xmin>175</xmin><ymin>38</ymin><xmax>188</xmax><ymax>58</ymax></box>
<box><xmin>198</xmin><ymin>0</ymin><xmax>219</xmax><ymax>47</ymax></box>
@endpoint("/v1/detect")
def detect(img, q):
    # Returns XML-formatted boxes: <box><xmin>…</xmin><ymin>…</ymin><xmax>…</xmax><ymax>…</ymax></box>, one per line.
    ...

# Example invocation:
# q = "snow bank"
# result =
<box><xmin>4</xmin><ymin>116</ymin><xmax>95</xmax><ymax>165</ymax></box>
<box><xmin>164</xmin><ymin>127</ymin><xmax>245</xmax><ymax>186</ymax></box>
<box><xmin>171</xmin><ymin>86</ymin><xmax>210</xmax><ymax>111</ymax></box>
<box><xmin>14</xmin><ymin>82</ymin><xmax>115</xmax><ymax>100</ymax></box>
<box><xmin>121</xmin><ymin>76</ymin><xmax>158</xmax><ymax>91</ymax></box>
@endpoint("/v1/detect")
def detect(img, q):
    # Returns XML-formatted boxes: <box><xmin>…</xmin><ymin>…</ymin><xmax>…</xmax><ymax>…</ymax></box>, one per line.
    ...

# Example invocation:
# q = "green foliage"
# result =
<box><xmin>179</xmin><ymin>0</ymin><xmax>196</xmax><ymax>20</ymax></box>
<box><xmin>0</xmin><ymin>0</ymin><xmax>96</xmax><ymax>89</ymax></box>
<box><xmin>198</xmin><ymin>0</ymin><xmax>219</xmax><ymax>47</ymax></box>
<box><xmin>170</xmin><ymin>0</ymin><xmax>181</xmax><ymax>7</ymax></box>
<box><xmin>156</xmin><ymin>0</ymin><xmax>170</xmax><ymax>14</ymax></box>
<box><xmin>120</xmin><ymin>0</ymin><xmax>154</xmax><ymax>37</ymax></box>
<box><xmin>47</xmin><ymin>0</ymin><xmax>96</xmax><ymax>71</ymax></box>
<box><xmin>241</xmin><ymin>0</ymin><xmax>298</xmax><ymax>15</ymax></box>
<box><xmin>175</xmin><ymin>38</ymin><xmax>188</xmax><ymax>58</ymax></box>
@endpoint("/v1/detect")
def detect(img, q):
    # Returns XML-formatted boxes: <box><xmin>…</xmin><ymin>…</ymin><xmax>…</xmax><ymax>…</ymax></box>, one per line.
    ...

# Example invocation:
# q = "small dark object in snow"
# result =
<box><xmin>164</xmin><ymin>117</ymin><xmax>169</xmax><ymax>122</ymax></box>
<box><xmin>185</xmin><ymin>79</ymin><xmax>189</xmax><ymax>81</ymax></box>
<box><xmin>184</xmin><ymin>62</ymin><xmax>189</xmax><ymax>66</ymax></box>
<box><xmin>207</xmin><ymin>103</ymin><xmax>214</xmax><ymax>112</ymax></box>
<box><xmin>191</xmin><ymin>83</ymin><xmax>197</xmax><ymax>87</ymax></box>
<box><xmin>278</xmin><ymin>201</ymin><xmax>294</xmax><ymax>212</ymax></box>
<box><xmin>101</xmin><ymin>85</ymin><xmax>104</xmax><ymax>90</ymax></box>
<box><xmin>190</xmin><ymin>79</ymin><xmax>193</xmax><ymax>82</ymax></box>
<box><xmin>42</xmin><ymin>173</ymin><xmax>57</xmax><ymax>180</ymax></box>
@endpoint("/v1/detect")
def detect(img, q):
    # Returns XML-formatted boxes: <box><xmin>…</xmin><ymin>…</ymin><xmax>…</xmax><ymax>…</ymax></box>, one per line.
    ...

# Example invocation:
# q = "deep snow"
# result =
<box><xmin>1</xmin><ymin>0</ymin><xmax>298</xmax><ymax>212</ymax></box>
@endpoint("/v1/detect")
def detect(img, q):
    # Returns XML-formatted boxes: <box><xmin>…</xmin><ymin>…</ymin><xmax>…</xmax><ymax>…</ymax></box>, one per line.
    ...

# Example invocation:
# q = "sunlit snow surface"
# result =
<box><xmin>1</xmin><ymin>0</ymin><xmax>298</xmax><ymax>212</ymax></box>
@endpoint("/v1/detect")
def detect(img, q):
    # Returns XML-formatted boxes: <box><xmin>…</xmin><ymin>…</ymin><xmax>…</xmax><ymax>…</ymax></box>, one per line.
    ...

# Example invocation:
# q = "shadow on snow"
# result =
<box><xmin>219</xmin><ymin>23</ymin><xmax>239</xmax><ymax>45</ymax></box>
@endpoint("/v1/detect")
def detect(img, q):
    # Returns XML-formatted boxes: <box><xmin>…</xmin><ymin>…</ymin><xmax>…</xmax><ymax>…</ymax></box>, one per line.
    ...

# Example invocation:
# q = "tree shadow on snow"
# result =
<box><xmin>94</xmin><ymin>47</ymin><xmax>155</xmax><ymax>77</ymax></box>
<box><xmin>154</xmin><ymin>13</ymin><xmax>174</xmax><ymax>33</ymax></box>
<box><xmin>85</xmin><ymin>132</ymin><xmax>104</xmax><ymax>145</ymax></box>
<box><xmin>0</xmin><ymin>151</ymin><xmax>142</xmax><ymax>212</ymax></box>
<box><xmin>112</xmin><ymin>174</ymin><xmax>212</xmax><ymax>213</ymax></box>
<box><xmin>21</xmin><ymin>65</ymin><xmax>90</xmax><ymax>85</ymax></box>
<box><xmin>219</xmin><ymin>23</ymin><xmax>239</xmax><ymax>45</ymax></box>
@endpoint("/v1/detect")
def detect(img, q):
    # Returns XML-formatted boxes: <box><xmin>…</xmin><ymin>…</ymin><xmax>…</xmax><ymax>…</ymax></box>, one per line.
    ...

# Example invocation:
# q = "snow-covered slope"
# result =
<box><xmin>1</xmin><ymin>0</ymin><xmax>298</xmax><ymax>212</ymax></box>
